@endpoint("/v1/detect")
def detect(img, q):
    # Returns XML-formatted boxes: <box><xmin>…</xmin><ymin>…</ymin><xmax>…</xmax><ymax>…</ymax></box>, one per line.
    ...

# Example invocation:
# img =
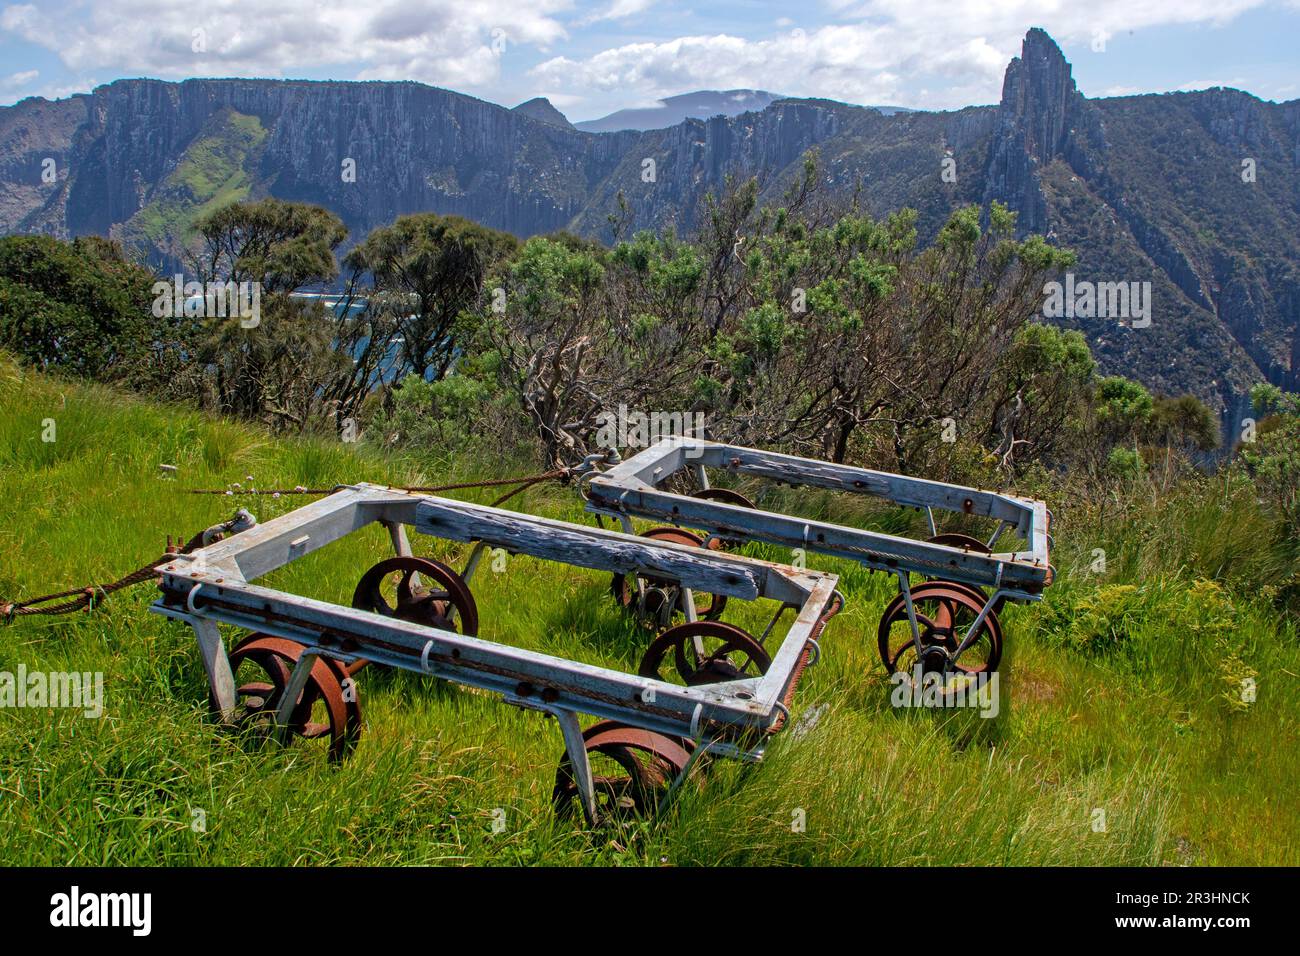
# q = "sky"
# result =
<box><xmin>1</xmin><ymin>0</ymin><xmax>1297</xmax><ymax>119</ymax></box>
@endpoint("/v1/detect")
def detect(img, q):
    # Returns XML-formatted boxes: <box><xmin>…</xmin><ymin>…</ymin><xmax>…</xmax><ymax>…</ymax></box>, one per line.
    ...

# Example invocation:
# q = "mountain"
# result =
<box><xmin>0</xmin><ymin>93</ymin><xmax>88</xmax><ymax>234</ymax></box>
<box><xmin>512</xmin><ymin>97</ymin><xmax>575</xmax><ymax>130</ymax></box>
<box><xmin>3</xmin><ymin>79</ymin><xmax>642</xmax><ymax>256</ymax></box>
<box><xmin>1</xmin><ymin>30</ymin><xmax>1297</xmax><ymax>430</ymax></box>
<box><xmin>991</xmin><ymin>30</ymin><xmax>1300</xmax><ymax>428</ymax></box>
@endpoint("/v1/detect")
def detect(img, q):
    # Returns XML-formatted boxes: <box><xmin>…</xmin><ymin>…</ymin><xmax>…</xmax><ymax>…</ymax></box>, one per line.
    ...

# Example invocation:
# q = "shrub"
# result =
<box><xmin>0</xmin><ymin>235</ymin><xmax>156</xmax><ymax>376</ymax></box>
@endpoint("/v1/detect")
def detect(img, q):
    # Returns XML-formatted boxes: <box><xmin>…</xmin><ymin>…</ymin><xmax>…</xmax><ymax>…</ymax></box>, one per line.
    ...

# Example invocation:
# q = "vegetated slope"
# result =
<box><xmin>0</xmin><ymin>355</ymin><xmax>1294</xmax><ymax>865</ymax></box>
<box><xmin>21</xmin><ymin>78</ymin><xmax>641</xmax><ymax>264</ymax></box>
<box><xmin>575</xmin><ymin>90</ymin><xmax>788</xmax><ymax>133</ymax></box>
<box><xmin>115</xmin><ymin>108</ymin><xmax>268</xmax><ymax>266</ymax></box>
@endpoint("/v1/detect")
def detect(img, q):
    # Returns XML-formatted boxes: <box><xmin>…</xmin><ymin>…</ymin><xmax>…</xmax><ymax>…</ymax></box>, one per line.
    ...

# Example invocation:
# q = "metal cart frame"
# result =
<box><xmin>584</xmin><ymin>438</ymin><xmax>1052</xmax><ymax>665</ymax></box>
<box><xmin>149</xmin><ymin>482</ymin><xmax>839</xmax><ymax>824</ymax></box>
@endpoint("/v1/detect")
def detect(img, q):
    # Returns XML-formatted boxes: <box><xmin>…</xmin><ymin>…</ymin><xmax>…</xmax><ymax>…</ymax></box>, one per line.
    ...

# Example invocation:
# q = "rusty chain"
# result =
<box><xmin>1</xmin><ymin>464</ymin><xmax>590</xmax><ymax>624</ymax></box>
<box><xmin>184</xmin><ymin>468</ymin><xmax>575</xmax><ymax>499</ymax></box>
<box><xmin>768</xmin><ymin>589</ymin><xmax>845</xmax><ymax>734</ymax></box>
<box><xmin>0</xmin><ymin>511</ymin><xmax>256</xmax><ymax>622</ymax></box>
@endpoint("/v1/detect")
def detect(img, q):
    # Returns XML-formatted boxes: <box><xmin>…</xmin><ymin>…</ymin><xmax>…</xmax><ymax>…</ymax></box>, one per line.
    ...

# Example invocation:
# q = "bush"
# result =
<box><xmin>1036</xmin><ymin>578</ymin><xmax>1253</xmax><ymax>707</ymax></box>
<box><xmin>1107</xmin><ymin>446</ymin><xmax>1143</xmax><ymax>478</ymax></box>
<box><xmin>1238</xmin><ymin>385</ymin><xmax>1300</xmax><ymax>536</ymax></box>
<box><xmin>369</xmin><ymin>364</ymin><xmax>531</xmax><ymax>462</ymax></box>
<box><xmin>0</xmin><ymin>236</ymin><xmax>156</xmax><ymax>377</ymax></box>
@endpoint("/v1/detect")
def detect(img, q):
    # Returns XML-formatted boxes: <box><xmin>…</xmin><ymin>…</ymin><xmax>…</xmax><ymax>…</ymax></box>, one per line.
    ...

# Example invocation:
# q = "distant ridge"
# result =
<box><xmin>574</xmin><ymin>89</ymin><xmax>915</xmax><ymax>132</ymax></box>
<box><xmin>575</xmin><ymin>90</ymin><xmax>785</xmax><ymax>132</ymax></box>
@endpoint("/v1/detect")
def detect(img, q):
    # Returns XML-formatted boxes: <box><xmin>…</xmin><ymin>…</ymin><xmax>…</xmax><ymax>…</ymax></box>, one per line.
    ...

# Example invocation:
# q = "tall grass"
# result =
<box><xmin>0</xmin><ymin>356</ymin><xmax>1295</xmax><ymax>865</ymax></box>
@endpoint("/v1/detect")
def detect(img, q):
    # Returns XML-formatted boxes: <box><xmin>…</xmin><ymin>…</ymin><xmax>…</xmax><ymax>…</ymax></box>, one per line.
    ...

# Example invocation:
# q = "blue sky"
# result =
<box><xmin>1</xmin><ymin>1</ymin><xmax>1297</xmax><ymax>118</ymax></box>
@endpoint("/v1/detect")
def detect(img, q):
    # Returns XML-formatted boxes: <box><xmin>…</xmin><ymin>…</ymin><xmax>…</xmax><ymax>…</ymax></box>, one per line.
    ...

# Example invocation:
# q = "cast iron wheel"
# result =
<box><xmin>918</xmin><ymin>533</ymin><xmax>1011</xmax><ymax>614</ymax></box>
<box><xmin>552</xmin><ymin>720</ymin><xmax>693</xmax><ymax>822</ymax></box>
<box><xmin>877</xmin><ymin>581</ymin><xmax>1004</xmax><ymax>680</ymax></box>
<box><xmin>352</xmin><ymin>556</ymin><xmax>479</xmax><ymax>635</ymax></box>
<box><xmin>689</xmin><ymin>487</ymin><xmax>757</xmax><ymax>549</ymax></box>
<box><xmin>638</xmin><ymin>620</ymin><xmax>771</xmax><ymax>686</ymax></box>
<box><xmin>610</xmin><ymin>527</ymin><xmax>726</xmax><ymax>624</ymax></box>
<box><xmin>222</xmin><ymin>634</ymin><xmax>359</xmax><ymax>762</ymax></box>
<box><xmin>927</xmin><ymin>532</ymin><xmax>991</xmax><ymax>554</ymax></box>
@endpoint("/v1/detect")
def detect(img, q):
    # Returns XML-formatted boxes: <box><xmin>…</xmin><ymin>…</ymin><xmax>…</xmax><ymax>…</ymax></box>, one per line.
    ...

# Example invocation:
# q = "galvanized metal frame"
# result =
<box><xmin>584</xmin><ymin>437</ymin><xmax>1052</xmax><ymax>670</ymax></box>
<box><xmin>148</xmin><ymin>483</ymin><xmax>839</xmax><ymax>824</ymax></box>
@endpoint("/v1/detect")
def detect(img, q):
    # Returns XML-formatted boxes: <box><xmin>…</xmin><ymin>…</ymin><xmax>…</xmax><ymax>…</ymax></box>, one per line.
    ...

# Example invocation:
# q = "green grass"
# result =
<box><xmin>0</xmin><ymin>356</ymin><xmax>1296</xmax><ymax>865</ymax></box>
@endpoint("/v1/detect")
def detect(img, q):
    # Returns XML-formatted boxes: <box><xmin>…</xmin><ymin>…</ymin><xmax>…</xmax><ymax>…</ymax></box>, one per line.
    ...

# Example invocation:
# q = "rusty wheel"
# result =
<box><xmin>552</xmin><ymin>720</ymin><xmax>693</xmax><ymax>821</ymax></box>
<box><xmin>319</xmin><ymin>655</ymin><xmax>364</xmax><ymax>749</ymax></box>
<box><xmin>690</xmin><ymin>487</ymin><xmax>756</xmax><ymax>549</ymax></box>
<box><xmin>638</xmin><ymin>620</ymin><xmax>771</xmax><ymax>686</ymax></box>
<box><xmin>223</xmin><ymin>634</ymin><xmax>360</xmax><ymax>762</ymax></box>
<box><xmin>610</xmin><ymin>527</ymin><xmax>726</xmax><ymax>625</ymax></box>
<box><xmin>917</xmin><ymin>534</ymin><xmax>1009</xmax><ymax>614</ymax></box>
<box><xmin>927</xmin><ymin>532</ymin><xmax>991</xmax><ymax>554</ymax></box>
<box><xmin>877</xmin><ymin>581</ymin><xmax>1003</xmax><ymax>679</ymax></box>
<box><xmin>353</xmin><ymin>556</ymin><xmax>479</xmax><ymax>635</ymax></box>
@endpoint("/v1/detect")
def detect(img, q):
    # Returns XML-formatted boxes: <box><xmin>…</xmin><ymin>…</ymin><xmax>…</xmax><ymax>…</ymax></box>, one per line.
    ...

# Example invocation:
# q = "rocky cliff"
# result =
<box><xmin>980</xmin><ymin>31</ymin><xmax>1299</xmax><ymax>422</ymax></box>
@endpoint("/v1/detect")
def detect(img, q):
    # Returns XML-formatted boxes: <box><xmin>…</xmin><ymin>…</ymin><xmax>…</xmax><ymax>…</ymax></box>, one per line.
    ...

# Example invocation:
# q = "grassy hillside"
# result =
<box><xmin>115</xmin><ymin>108</ymin><xmax>268</xmax><ymax>267</ymax></box>
<box><xmin>0</xmin><ymin>356</ymin><xmax>1295</xmax><ymax>865</ymax></box>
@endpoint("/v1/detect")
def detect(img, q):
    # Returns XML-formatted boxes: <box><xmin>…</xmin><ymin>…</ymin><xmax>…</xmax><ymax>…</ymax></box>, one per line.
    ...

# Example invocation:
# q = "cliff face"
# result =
<box><xmin>1</xmin><ymin>29</ymin><xmax>1297</xmax><ymax>426</ymax></box>
<box><xmin>982</xmin><ymin>28</ymin><xmax>1086</xmax><ymax>233</ymax></box>
<box><xmin>973</xmin><ymin>33</ymin><xmax>1300</xmax><ymax>423</ymax></box>
<box><xmin>0</xmin><ymin>93</ymin><xmax>88</xmax><ymax>234</ymax></box>
<box><xmin>51</xmin><ymin>78</ymin><xmax>639</xmax><ymax>247</ymax></box>
<box><xmin>568</xmin><ymin>99</ymin><xmax>861</xmax><ymax>238</ymax></box>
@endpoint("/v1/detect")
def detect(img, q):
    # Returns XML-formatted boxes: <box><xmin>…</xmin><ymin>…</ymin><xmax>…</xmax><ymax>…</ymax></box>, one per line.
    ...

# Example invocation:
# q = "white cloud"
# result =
<box><xmin>531</xmin><ymin>0</ymin><xmax>1273</xmax><ymax>110</ymax></box>
<box><xmin>0</xmin><ymin>0</ymin><xmax>573</xmax><ymax>90</ymax></box>
<box><xmin>849</xmin><ymin>0</ymin><xmax>1264</xmax><ymax>37</ymax></box>
<box><xmin>1178</xmin><ymin>77</ymin><xmax>1248</xmax><ymax>91</ymax></box>
<box><xmin>578</xmin><ymin>0</ymin><xmax>654</xmax><ymax>25</ymax></box>
<box><xmin>0</xmin><ymin>0</ymin><xmax>1287</xmax><ymax>113</ymax></box>
<box><xmin>0</xmin><ymin>67</ymin><xmax>91</xmax><ymax>104</ymax></box>
<box><xmin>534</xmin><ymin>91</ymin><xmax>585</xmax><ymax>109</ymax></box>
<box><xmin>0</xmin><ymin>68</ymin><xmax>38</xmax><ymax>92</ymax></box>
<box><xmin>530</xmin><ymin>24</ymin><xmax>993</xmax><ymax>108</ymax></box>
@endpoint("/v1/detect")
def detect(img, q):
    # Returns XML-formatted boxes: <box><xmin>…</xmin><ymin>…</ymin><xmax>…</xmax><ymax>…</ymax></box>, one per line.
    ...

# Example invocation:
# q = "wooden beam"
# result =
<box><xmin>413</xmin><ymin>496</ymin><xmax>765</xmax><ymax>600</ymax></box>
